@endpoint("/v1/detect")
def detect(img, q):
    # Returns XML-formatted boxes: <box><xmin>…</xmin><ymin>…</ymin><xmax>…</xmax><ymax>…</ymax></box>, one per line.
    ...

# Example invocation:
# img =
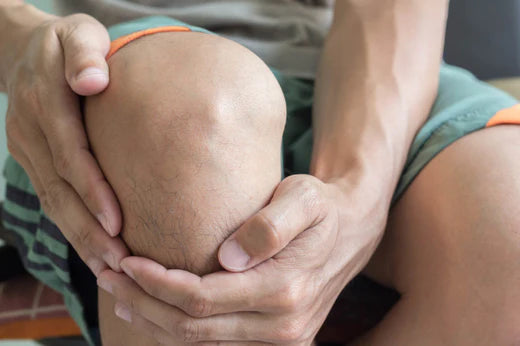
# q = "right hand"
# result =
<box><xmin>2</xmin><ymin>8</ymin><xmax>129</xmax><ymax>276</ymax></box>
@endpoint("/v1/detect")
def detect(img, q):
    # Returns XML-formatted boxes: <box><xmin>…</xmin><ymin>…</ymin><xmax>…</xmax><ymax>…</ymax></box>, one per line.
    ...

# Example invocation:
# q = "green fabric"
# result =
<box><xmin>277</xmin><ymin>64</ymin><xmax>518</xmax><ymax>203</ymax></box>
<box><xmin>2</xmin><ymin>155</ymin><xmax>91</xmax><ymax>345</ymax></box>
<box><xmin>107</xmin><ymin>15</ymin><xmax>212</xmax><ymax>40</ymax></box>
<box><xmin>2</xmin><ymin>16</ymin><xmax>518</xmax><ymax>345</ymax></box>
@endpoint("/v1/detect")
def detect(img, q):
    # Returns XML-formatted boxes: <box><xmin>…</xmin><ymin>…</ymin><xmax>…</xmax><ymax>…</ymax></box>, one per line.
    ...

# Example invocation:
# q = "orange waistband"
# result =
<box><xmin>106</xmin><ymin>26</ymin><xmax>191</xmax><ymax>60</ymax></box>
<box><xmin>486</xmin><ymin>104</ymin><xmax>520</xmax><ymax>127</ymax></box>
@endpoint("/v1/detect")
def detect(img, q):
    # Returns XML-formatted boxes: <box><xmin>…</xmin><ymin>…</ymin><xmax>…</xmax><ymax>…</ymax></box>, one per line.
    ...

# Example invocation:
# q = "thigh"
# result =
<box><xmin>365</xmin><ymin>125</ymin><xmax>520</xmax><ymax>299</ymax></box>
<box><xmin>360</xmin><ymin>65</ymin><xmax>520</xmax><ymax>289</ymax></box>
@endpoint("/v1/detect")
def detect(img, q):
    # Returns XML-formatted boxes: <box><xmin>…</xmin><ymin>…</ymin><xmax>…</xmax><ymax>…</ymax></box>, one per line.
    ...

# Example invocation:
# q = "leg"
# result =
<box><xmin>362</xmin><ymin>125</ymin><xmax>520</xmax><ymax>345</ymax></box>
<box><xmin>84</xmin><ymin>32</ymin><xmax>286</xmax><ymax>345</ymax></box>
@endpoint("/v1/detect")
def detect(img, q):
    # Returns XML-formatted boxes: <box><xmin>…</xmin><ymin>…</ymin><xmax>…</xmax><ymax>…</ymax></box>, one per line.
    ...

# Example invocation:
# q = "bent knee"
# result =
<box><xmin>85</xmin><ymin>31</ymin><xmax>286</xmax><ymax>149</ymax></box>
<box><xmin>84</xmin><ymin>30</ymin><xmax>286</xmax><ymax>196</ymax></box>
<box><xmin>83</xmin><ymin>31</ymin><xmax>284</xmax><ymax>274</ymax></box>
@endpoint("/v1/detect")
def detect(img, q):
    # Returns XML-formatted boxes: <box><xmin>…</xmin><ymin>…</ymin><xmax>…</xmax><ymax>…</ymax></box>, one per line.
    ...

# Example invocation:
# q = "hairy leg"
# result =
<box><xmin>84</xmin><ymin>32</ymin><xmax>286</xmax><ymax>345</ymax></box>
<box><xmin>362</xmin><ymin>126</ymin><xmax>520</xmax><ymax>345</ymax></box>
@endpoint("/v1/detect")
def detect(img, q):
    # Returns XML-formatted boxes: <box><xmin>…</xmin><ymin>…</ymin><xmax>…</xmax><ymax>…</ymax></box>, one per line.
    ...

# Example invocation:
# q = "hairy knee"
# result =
<box><xmin>84</xmin><ymin>31</ymin><xmax>285</xmax><ymax>275</ymax></box>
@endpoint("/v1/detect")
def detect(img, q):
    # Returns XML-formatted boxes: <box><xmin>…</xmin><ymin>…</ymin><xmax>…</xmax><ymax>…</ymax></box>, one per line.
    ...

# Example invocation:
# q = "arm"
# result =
<box><xmin>312</xmin><ymin>0</ymin><xmax>449</xmax><ymax>206</ymax></box>
<box><xmin>97</xmin><ymin>2</ymin><xmax>450</xmax><ymax>344</ymax></box>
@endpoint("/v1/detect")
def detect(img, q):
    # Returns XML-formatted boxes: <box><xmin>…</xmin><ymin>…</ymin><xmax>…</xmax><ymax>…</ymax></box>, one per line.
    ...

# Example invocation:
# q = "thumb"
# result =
<box><xmin>218</xmin><ymin>175</ymin><xmax>327</xmax><ymax>272</ymax></box>
<box><xmin>57</xmin><ymin>14</ymin><xmax>111</xmax><ymax>96</ymax></box>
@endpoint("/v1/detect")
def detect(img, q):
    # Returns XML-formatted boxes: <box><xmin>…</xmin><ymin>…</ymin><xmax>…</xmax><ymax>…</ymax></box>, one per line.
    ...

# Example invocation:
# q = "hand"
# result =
<box><xmin>3</xmin><ymin>8</ymin><xmax>128</xmax><ymax>275</ymax></box>
<box><xmin>99</xmin><ymin>174</ymin><xmax>388</xmax><ymax>344</ymax></box>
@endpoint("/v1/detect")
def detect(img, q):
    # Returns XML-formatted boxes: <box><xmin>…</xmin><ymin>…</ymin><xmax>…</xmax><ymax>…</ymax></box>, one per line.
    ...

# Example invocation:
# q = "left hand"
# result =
<box><xmin>98</xmin><ymin>174</ymin><xmax>388</xmax><ymax>344</ymax></box>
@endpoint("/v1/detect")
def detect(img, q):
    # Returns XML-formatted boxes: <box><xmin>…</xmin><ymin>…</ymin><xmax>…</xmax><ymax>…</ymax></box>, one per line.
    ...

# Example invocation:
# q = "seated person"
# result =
<box><xmin>4</xmin><ymin>10</ymin><xmax>520</xmax><ymax>346</ymax></box>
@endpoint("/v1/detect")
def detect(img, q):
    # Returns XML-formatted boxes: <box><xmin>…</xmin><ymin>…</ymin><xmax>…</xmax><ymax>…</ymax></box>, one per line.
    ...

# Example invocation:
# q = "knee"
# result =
<box><xmin>86</xmin><ymin>31</ymin><xmax>286</xmax><ymax>151</ymax></box>
<box><xmin>85</xmin><ymin>31</ymin><xmax>286</xmax><ymax>200</ymax></box>
<box><xmin>84</xmin><ymin>31</ymin><xmax>285</xmax><ymax>274</ymax></box>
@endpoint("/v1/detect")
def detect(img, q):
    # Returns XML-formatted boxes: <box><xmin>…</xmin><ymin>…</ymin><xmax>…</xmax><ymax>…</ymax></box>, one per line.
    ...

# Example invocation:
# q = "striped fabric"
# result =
<box><xmin>1</xmin><ymin>156</ymin><xmax>92</xmax><ymax>345</ymax></box>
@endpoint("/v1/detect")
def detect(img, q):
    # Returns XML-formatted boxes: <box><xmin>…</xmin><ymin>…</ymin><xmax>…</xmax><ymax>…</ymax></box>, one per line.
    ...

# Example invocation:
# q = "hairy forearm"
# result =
<box><xmin>311</xmin><ymin>0</ymin><xmax>448</xmax><ymax>206</ymax></box>
<box><xmin>0</xmin><ymin>1</ymin><xmax>54</xmax><ymax>91</ymax></box>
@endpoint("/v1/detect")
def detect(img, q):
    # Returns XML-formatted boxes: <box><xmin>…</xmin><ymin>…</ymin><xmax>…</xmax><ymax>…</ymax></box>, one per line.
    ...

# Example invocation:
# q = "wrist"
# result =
<box><xmin>0</xmin><ymin>3</ymin><xmax>56</xmax><ymax>90</ymax></box>
<box><xmin>311</xmin><ymin>138</ymin><xmax>401</xmax><ymax>210</ymax></box>
<box><xmin>329</xmin><ymin>166</ymin><xmax>391</xmax><ymax>235</ymax></box>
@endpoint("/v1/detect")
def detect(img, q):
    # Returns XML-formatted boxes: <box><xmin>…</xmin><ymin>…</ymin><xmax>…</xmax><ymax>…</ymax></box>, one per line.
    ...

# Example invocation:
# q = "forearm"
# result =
<box><xmin>311</xmin><ymin>0</ymin><xmax>448</xmax><ymax>207</ymax></box>
<box><xmin>0</xmin><ymin>1</ymin><xmax>55</xmax><ymax>91</ymax></box>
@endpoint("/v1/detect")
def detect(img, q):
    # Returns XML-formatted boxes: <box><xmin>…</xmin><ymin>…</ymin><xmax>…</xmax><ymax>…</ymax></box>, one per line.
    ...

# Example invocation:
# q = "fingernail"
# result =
<box><xmin>120</xmin><ymin>261</ymin><xmax>135</xmax><ymax>281</ymax></box>
<box><xmin>115</xmin><ymin>303</ymin><xmax>131</xmax><ymax>323</ymax></box>
<box><xmin>97</xmin><ymin>278</ymin><xmax>113</xmax><ymax>294</ymax></box>
<box><xmin>76</xmin><ymin>67</ymin><xmax>108</xmax><ymax>82</ymax></box>
<box><xmin>219</xmin><ymin>239</ymin><xmax>250</xmax><ymax>271</ymax></box>
<box><xmin>96</xmin><ymin>212</ymin><xmax>112</xmax><ymax>236</ymax></box>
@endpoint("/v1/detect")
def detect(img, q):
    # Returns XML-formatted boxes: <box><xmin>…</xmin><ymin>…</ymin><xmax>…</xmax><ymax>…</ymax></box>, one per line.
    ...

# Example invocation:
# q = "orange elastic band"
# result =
<box><xmin>486</xmin><ymin>104</ymin><xmax>520</xmax><ymax>127</ymax></box>
<box><xmin>106</xmin><ymin>26</ymin><xmax>191</xmax><ymax>59</ymax></box>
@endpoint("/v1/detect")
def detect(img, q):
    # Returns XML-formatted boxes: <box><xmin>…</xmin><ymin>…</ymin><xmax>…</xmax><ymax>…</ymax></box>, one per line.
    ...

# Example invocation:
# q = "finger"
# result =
<box><xmin>7</xmin><ymin>115</ymin><xmax>121</xmax><ymax>274</ymax></box>
<box><xmin>37</xmin><ymin>76</ymin><xmax>121</xmax><ymax>237</ymax></box>
<box><xmin>99</xmin><ymin>271</ymin><xmax>284</xmax><ymax>343</ymax></box>
<box><xmin>31</xmin><ymin>28</ymin><xmax>120</xmax><ymax>238</ymax></box>
<box><xmin>119</xmin><ymin>256</ymin><xmax>299</xmax><ymax>316</ymax></box>
<box><xmin>219</xmin><ymin>175</ymin><xmax>328</xmax><ymax>271</ymax></box>
<box><xmin>7</xmin><ymin>140</ymin><xmax>112</xmax><ymax>275</ymax></box>
<box><xmin>20</xmin><ymin>126</ymin><xmax>128</xmax><ymax>275</ymax></box>
<box><xmin>56</xmin><ymin>14</ymin><xmax>111</xmax><ymax>95</ymax></box>
<box><xmin>113</xmin><ymin>303</ymin><xmax>272</xmax><ymax>346</ymax></box>
<box><xmin>113</xmin><ymin>301</ymin><xmax>173</xmax><ymax>345</ymax></box>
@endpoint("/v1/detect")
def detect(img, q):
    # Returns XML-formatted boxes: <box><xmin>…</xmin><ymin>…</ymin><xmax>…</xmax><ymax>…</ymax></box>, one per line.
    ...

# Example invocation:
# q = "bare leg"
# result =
<box><xmin>362</xmin><ymin>126</ymin><xmax>520</xmax><ymax>345</ymax></box>
<box><xmin>84</xmin><ymin>32</ymin><xmax>286</xmax><ymax>345</ymax></box>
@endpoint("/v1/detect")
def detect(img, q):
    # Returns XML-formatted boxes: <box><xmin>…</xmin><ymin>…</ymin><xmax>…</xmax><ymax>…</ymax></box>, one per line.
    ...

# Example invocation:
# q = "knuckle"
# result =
<box><xmin>5</xmin><ymin>113</ymin><xmax>19</xmax><ymax>136</ymax></box>
<box><xmin>40</xmin><ymin>179</ymin><xmax>65</xmax><ymax>217</ymax></box>
<box><xmin>287</xmin><ymin>175</ymin><xmax>327</xmax><ymax>216</ymax></box>
<box><xmin>59</xmin><ymin>14</ymin><xmax>108</xmax><ymax>52</ymax></box>
<box><xmin>22</xmin><ymin>84</ymin><xmax>46</xmax><ymax>115</ymax></box>
<box><xmin>298</xmin><ymin>179</ymin><xmax>322</xmax><ymax>207</ymax></box>
<box><xmin>277</xmin><ymin>283</ymin><xmax>305</xmax><ymax>313</ymax></box>
<box><xmin>59</xmin><ymin>20</ymin><xmax>89</xmax><ymax>54</ymax></box>
<box><xmin>183</xmin><ymin>292</ymin><xmax>213</xmax><ymax>318</ymax></box>
<box><xmin>5</xmin><ymin>120</ymin><xmax>21</xmax><ymax>155</ymax></box>
<box><xmin>53</xmin><ymin>150</ymin><xmax>72</xmax><ymax>178</ymax></box>
<box><xmin>66</xmin><ymin>13</ymin><xmax>96</xmax><ymax>24</ymax></box>
<box><xmin>6</xmin><ymin>139</ymin><xmax>17</xmax><ymax>157</ymax></box>
<box><xmin>77</xmin><ymin>225</ymin><xmax>93</xmax><ymax>247</ymax></box>
<box><xmin>255</xmin><ymin>211</ymin><xmax>282</xmax><ymax>250</ymax></box>
<box><xmin>68</xmin><ymin>223</ymin><xmax>93</xmax><ymax>250</ymax></box>
<box><xmin>175</xmin><ymin>319</ymin><xmax>200</xmax><ymax>342</ymax></box>
<box><xmin>273</xmin><ymin>318</ymin><xmax>306</xmax><ymax>343</ymax></box>
<box><xmin>150</xmin><ymin>326</ymin><xmax>168</xmax><ymax>345</ymax></box>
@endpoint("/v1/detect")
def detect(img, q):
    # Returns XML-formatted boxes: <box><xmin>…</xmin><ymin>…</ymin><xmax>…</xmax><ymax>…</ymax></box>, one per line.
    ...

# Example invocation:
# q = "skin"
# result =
<box><xmin>4</xmin><ymin>0</ymin><xmax>519</xmax><ymax>345</ymax></box>
<box><xmin>0</xmin><ymin>1</ymin><xmax>128</xmax><ymax>276</ymax></box>
<box><xmin>96</xmin><ymin>1</ymin><xmax>452</xmax><ymax>344</ymax></box>
<box><xmin>358</xmin><ymin>125</ymin><xmax>520</xmax><ymax>345</ymax></box>
<box><xmin>84</xmin><ymin>32</ymin><xmax>286</xmax><ymax>345</ymax></box>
